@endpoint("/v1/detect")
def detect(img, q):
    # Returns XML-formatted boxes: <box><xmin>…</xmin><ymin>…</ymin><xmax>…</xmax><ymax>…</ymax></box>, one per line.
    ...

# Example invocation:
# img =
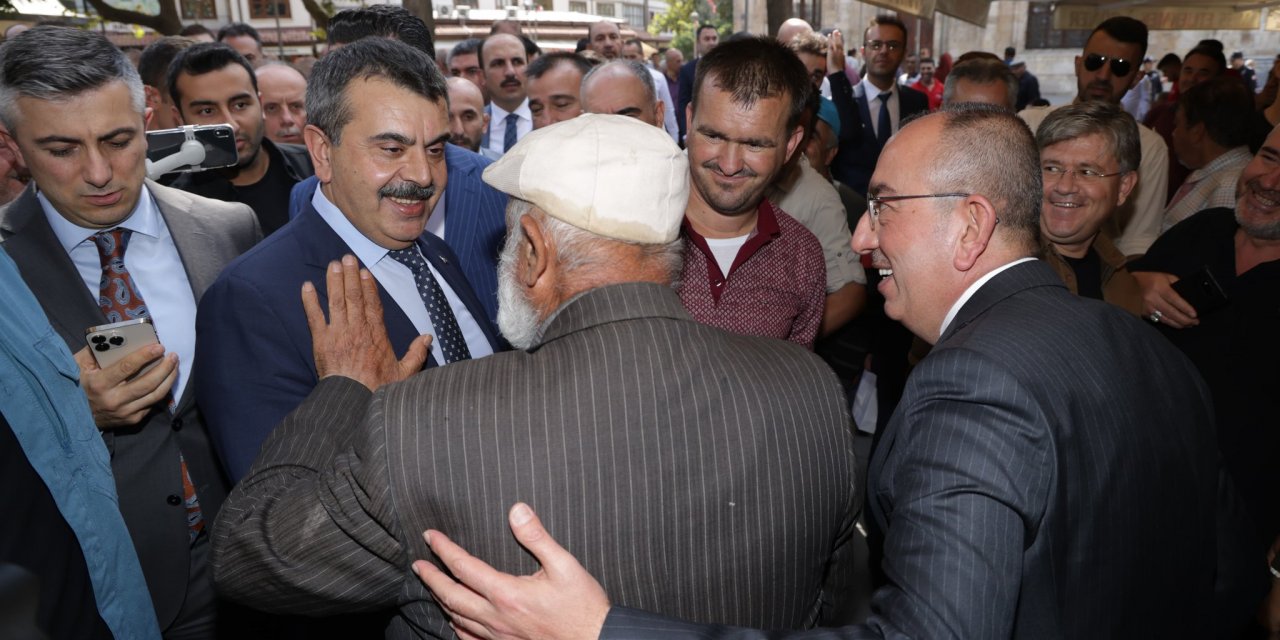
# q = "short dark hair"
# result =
<box><xmin>519</xmin><ymin>34</ymin><xmax>542</xmax><ymax>60</ymax></box>
<box><xmin>942</xmin><ymin>57</ymin><xmax>1017</xmax><ymax>109</ymax></box>
<box><xmin>138</xmin><ymin>35</ymin><xmax>193</xmax><ymax>90</ymax></box>
<box><xmin>1182</xmin><ymin>45</ymin><xmax>1226</xmax><ymax>75</ymax></box>
<box><xmin>0</xmin><ymin>26</ymin><xmax>145</xmax><ymax>130</ymax></box>
<box><xmin>691</xmin><ymin>36</ymin><xmax>812</xmax><ymax>132</ymax></box>
<box><xmin>449</xmin><ymin>37</ymin><xmax>482</xmax><ymax>63</ymax></box>
<box><xmin>623</xmin><ymin>37</ymin><xmax>643</xmax><ymax>50</ymax></box>
<box><xmin>1178</xmin><ymin>76</ymin><xmax>1253</xmax><ymax>149</ymax></box>
<box><xmin>178</xmin><ymin>24</ymin><xmax>213</xmax><ymax>38</ymax></box>
<box><xmin>327</xmin><ymin>5</ymin><xmax>433</xmax><ymax>54</ymax></box>
<box><xmin>1003</xmin><ymin>46</ymin><xmax>1016</xmax><ymax>58</ymax></box>
<box><xmin>695</xmin><ymin>23</ymin><xmax>717</xmax><ymax>40</ymax></box>
<box><xmin>167</xmin><ymin>42</ymin><xmax>259</xmax><ymax>107</ymax></box>
<box><xmin>1088</xmin><ymin>17</ymin><xmax>1148</xmax><ymax>62</ymax></box>
<box><xmin>526</xmin><ymin>51</ymin><xmax>590</xmax><ymax>81</ymax></box>
<box><xmin>307</xmin><ymin>37</ymin><xmax>446</xmax><ymax>145</ymax></box>
<box><xmin>928</xmin><ymin>104</ymin><xmax>1041</xmax><ymax>251</ymax></box>
<box><xmin>864</xmin><ymin>15</ymin><xmax>907</xmax><ymax>44</ymax></box>
<box><xmin>919</xmin><ymin>57</ymin><xmax>935</xmax><ymax>66</ymax></box>
<box><xmin>217</xmin><ymin>22</ymin><xmax>261</xmax><ymax>45</ymax></box>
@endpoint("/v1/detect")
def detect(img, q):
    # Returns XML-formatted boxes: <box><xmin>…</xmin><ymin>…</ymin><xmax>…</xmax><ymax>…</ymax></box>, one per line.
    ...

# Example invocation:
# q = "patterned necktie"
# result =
<box><xmin>877</xmin><ymin>93</ymin><xmax>892</xmax><ymax>146</ymax></box>
<box><xmin>388</xmin><ymin>246</ymin><xmax>472</xmax><ymax>364</ymax></box>
<box><xmin>503</xmin><ymin>112</ymin><xmax>519</xmax><ymax>152</ymax></box>
<box><xmin>93</xmin><ymin>228</ymin><xmax>204</xmax><ymax>544</ymax></box>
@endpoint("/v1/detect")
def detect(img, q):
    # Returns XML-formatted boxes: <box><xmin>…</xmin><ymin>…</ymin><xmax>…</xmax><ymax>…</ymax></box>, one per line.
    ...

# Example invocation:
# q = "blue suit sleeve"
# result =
<box><xmin>194</xmin><ymin>269</ymin><xmax>320</xmax><ymax>481</ymax></box>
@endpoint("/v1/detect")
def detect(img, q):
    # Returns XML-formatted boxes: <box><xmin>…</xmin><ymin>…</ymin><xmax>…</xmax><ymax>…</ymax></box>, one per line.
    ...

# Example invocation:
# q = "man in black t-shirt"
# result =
<box><xmin>167</xmin><ymin>43</ymin><xmax>314</xmax><ymax>235</ymax></box>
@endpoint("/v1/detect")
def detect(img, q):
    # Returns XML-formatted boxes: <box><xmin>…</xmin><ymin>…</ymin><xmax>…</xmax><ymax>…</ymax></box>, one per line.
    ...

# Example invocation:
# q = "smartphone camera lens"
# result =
<box><xmin>109</xmin><ymin>335</ymin><xmax>125</xmax><ymax>346</ymax></box>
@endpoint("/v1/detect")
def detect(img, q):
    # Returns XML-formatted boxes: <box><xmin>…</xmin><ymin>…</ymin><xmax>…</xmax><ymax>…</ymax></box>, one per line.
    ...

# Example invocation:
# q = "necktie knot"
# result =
<box><xmin>388</xmin><ymin>247</ymin><xmax>424</xmax><ymax>271</ymax></box>
<box><xmin>94</xmin><ymin>227</ymin><xmax>131</xmax><ymax>268</ymax></box>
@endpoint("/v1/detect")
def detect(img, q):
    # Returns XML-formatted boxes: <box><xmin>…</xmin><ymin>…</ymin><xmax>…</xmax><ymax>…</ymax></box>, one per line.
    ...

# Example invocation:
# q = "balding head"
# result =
<box><xmin>776</xmin><ymin>18</ymin><xmax>812</xmax><ymax>44</ymax></box>
<box><xmin>581</xmin><ymin>60</ymin><xmax>662</xmax><ymax>128</ymax></box>
<box><xmin>446</xmin><ymin>76</ymin><xmax>488</xmax><ymax>151</ymax></box>
<box><xmin>256</xmin><ymin>63</ymin><xmax>308</xmax><ymax>144</ymax></box>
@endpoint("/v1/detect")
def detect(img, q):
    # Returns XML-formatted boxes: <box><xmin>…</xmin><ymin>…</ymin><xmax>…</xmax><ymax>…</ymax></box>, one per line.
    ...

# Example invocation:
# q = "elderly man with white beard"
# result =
<box><xmin>212</xmin><ymin>114</ymin><xmax>861</xmax><ymax>636</ymax></box>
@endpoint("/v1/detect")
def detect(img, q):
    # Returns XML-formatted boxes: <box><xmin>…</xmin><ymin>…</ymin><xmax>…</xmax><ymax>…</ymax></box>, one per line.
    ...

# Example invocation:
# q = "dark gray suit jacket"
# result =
<box><xmin>0</xmin><ymin>181</ymin><xmax>260</xmax><ymax>628</ymax></box>
<box><xmin>602</xmin><ymin>261</ymin><xmax>1220</xmax><ymax>639</ymax></box>
<box><xmin>213</xmin><ymin>283</ymin><xmax>860</xmax><ymax>638</ymax></box>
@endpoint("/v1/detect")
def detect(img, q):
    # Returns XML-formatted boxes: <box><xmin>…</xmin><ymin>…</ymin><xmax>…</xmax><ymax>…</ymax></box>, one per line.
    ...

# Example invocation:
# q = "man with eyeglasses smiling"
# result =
<box><xmin>1019</xmin><ymin>16</ymin><xmax>1169</xmax><ymax>259</ymax></box>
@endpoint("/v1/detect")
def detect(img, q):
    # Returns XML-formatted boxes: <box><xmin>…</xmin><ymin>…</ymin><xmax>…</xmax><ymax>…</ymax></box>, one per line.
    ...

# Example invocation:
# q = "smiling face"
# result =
<box><xmin>1039</xmin><ymin>133</ymin><xmax>1136</xmax><ymax>257</ymax></box>
<box><xmin>310</xmin><ymin>76</ymin><xmax>449</xmax><ymax>250</ymax></box>
<box><xmin>1074</xmin><ymin>30</ymin><xmax>1142</xmax><ymax>104</ymax></box>
<box><xmin>1235</xmin><ymin>126</ymin><xmax>1280</xmax><ymax>240</ymax></box>
<box><xmin>5</xmin><ymin>80</ymin><xmax>146</xmax><ymax>228</ymax></box>
<box><xmin>685</xmin><ymin>80</ymin><xmax>801</xmax><ymax>219</ymax></box>
<box><xmin>851</xmin><ymin>116</ymin><xmax>958</xmax><ymax>339</ymax></box>
<box><xmin>527</xmin><ymin>61</ymin><xmax>584</xmax><ymax>129</ymax></box>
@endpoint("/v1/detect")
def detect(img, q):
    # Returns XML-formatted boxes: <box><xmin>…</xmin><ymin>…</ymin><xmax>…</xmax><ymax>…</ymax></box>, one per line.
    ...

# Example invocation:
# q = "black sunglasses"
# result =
<box><xmin>1083</xmin><ymin>53</ymin><xmax>1132</xmax><ymax>77</ymax></box>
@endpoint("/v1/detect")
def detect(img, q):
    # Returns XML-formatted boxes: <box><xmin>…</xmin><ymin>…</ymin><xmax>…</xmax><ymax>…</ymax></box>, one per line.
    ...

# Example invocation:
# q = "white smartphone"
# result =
<box><xmin>85</xmin><ymin>318</ymin><xmax>160</xmax><ymax>370</ymax></box>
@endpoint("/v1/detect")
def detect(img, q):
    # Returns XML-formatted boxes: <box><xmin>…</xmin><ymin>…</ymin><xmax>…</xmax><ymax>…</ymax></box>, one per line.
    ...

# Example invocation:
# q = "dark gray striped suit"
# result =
<box><xmin>601</xmin><ymin>261</ymin><xmax>1220</xmax><ymax>639</ymax></box>
<box><xmin>212</xmin><ymin>282</ymin><xmax>859</xmax><ymax>638</ymax></box>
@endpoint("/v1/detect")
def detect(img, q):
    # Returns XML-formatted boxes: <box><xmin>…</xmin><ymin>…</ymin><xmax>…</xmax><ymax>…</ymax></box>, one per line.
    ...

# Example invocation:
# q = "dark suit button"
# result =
<box><xmin>171</xmin><ymin>417</ymin><xmax>183</xmax><ymax>431</ymax></box>
<box><xmin>166</xmin><ymin>494</ymin><xmax>182</xmax><ymax>506</ymax></box>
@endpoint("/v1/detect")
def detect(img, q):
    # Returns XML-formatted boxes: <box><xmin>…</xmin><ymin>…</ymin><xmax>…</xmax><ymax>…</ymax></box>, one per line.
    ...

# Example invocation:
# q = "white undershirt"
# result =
<box><xmin>704</xmin><ymin>234</ymin><xmax>750</xmax><ymax>278</ymax></box>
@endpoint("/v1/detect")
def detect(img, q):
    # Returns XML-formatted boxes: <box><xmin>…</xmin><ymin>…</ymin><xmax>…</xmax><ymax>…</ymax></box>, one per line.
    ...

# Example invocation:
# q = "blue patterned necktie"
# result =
<box><xmin>503</xmin><ymin>112</ymin><xmax>518</xmax><ymax>152</ymax></box>
<box><xmin>388</xmin><ymin>246</ymin><xmax>472</xmax><ymax>364</ymax></box>
<box><xmin>92</xmin><ymin>228</ymin><xmax>205</xmax><ymax>544</ymax></box>
<box><xmin>877</xmin><ymin>92</ymin><xmax>892</xmax><ymax>147</ymax></box>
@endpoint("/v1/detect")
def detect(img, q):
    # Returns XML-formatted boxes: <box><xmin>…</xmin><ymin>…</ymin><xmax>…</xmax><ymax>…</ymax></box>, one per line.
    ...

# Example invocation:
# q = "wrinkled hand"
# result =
<box><xmin>302</xmin><ymin>254</ymin><xmax>431</xmax><ymax>391</ymax></box>
<box><xmin>73</xmin><ymin>344</ymin><xmax>177</xmax><ymax>429</ymax></box>
<box><xmin>413</xmin><ymin>503</ymin><xmax>609</xmax><ymax>640</ymax></box>
<box><xmin>827</xmin><ymin>29</ymin><xmax>845</xmax><ymax>75</ymax></box>
<box><xmin>1132</xmin><ymin>271</ymin><xmax>1198</xmax><ymax>329</ymax></box>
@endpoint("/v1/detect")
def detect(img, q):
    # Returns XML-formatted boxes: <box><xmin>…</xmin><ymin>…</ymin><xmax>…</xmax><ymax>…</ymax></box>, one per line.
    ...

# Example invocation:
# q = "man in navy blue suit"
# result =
<box><xmin>195</xmin><ymin>38</ymin><xmax>504</xmax><ymax>482</ymax></box>
<box><xmin>828</xmin><ymin>15</ymin><xmax>929</xmax><ymax>197</ymax></box>
<box><xmin>287</xmin><ymin>5</ymin><xmax>507</xmax><ymax>325</ymax></box>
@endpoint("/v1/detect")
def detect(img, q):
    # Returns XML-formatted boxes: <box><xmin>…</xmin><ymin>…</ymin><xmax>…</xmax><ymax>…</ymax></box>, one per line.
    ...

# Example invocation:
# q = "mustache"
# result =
<box><xmin>378</xmin><ymin>181</ymin><xmax>436</xmax><ymax>201</ymax></box>
<box><xmin>701</xmin><ymin>159</ymin><xmax>758</xmax><ymax>178</ymax></box>
<box><xmin>274</xmin><ymin>126</ymin><xmax>302</xmax><ymax>137</ymax></box>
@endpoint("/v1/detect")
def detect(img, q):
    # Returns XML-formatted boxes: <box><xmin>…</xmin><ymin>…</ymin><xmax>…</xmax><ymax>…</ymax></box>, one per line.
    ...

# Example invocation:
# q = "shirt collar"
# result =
<box><xmin>861</xmin><ymin>77</ymin><xmax>891</xmax><ymax>102</ymax></box>
<box><xmin>311</xmin><ymin>183</ymin><xmax>395</xmax><ymax>268</ymax></box>
<box><xmin>40</xmin><ymin>185</ymin><xmax>161</xmax><ymax>254</ymax></box>
<box><xmin>1186</xmin><ymin>146</ymin><xmax>1252</xmax><ymax>183</ymax></box>
<box><xmin>938</xmin><ymin>257</ymin><xmax>1038</xmax><ymax>337</ymax></box>
<box><xmin>489</xmin><ymin>98</ymin><xmax>532</xmax><ymax>122</ymax></box>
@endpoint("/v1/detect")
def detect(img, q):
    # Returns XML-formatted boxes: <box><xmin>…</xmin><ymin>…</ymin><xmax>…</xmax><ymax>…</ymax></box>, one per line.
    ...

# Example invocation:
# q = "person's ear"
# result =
<box><xmin>517</xmin><ymin>213</ymin><xmax>552</xmax><ymax>288</ymax></box>
<box><xmin>1115</xmin><ymin>170</ymin><xmax>1139</xmax><ymax>208</ymax></box>
<box><xmin>953</xmin><ymin>194</ymin><xmax>999</xmax><ymax>272</ymax></box>
<box><xmin>304</xmin><ymin>124</ymin><xmax>332</xmax><ymax>183</ymax></box>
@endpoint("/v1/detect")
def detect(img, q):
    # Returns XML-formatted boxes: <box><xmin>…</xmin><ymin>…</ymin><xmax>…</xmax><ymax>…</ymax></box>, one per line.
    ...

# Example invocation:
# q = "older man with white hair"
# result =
<box><xmin>213</xmin><ymin>114</ymin><xmax>859</xmax><ymax>636</ymax></box>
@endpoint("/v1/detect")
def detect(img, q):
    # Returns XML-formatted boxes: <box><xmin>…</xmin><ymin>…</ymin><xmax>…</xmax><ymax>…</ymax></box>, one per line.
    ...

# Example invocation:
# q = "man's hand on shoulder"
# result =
<box><xmin>302</xmin><ymin>254</ymin><xmax>431</xmax><ymax>391</ymax></box>
<box><xmin>414</xmin><ymin>503</ymin><xmax>609</xmax><ymax>640</ymax></box>
<box><xmin>73</xmin><ymin>344</ymin><xmax>177</xmax><ymax>428</ymax></box>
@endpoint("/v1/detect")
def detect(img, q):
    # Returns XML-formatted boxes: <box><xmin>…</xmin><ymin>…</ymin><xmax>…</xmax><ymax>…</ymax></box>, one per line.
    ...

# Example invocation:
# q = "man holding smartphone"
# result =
<box><xmin>0</xmin><ymin>26</ymin><xmax>261</xmax><ymax>638</ymax></box>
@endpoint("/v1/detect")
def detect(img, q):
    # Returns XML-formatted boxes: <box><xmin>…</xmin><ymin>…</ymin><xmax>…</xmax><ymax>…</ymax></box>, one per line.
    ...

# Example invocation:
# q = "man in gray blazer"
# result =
<box><xmin>213</xmin><ymin>114</ymin><xmax>860</xmax><ymax>637</ymax></box>
<box><xmin>0</xmin><ymin>27</ymin><xmax>260</xmax><ymax>637</ymax></box>
<box><xmin>415</xmin><ymin>105</ymin><xmax>1222</xmax><ymax>638</ymax></box>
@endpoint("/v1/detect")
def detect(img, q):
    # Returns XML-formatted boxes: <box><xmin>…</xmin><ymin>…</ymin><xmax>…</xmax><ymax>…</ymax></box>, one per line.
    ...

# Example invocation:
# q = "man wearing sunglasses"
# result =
<box><xmin>1019</xmin><ymin>16</ymin><xmax>1169</xmax><ymax>259</ymax></box>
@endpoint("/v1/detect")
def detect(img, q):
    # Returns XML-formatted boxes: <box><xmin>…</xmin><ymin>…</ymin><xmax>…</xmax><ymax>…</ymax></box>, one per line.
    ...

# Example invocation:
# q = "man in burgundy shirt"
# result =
<box><xmin>677</xmin><ymin>36</ymin><xmax>826</xmax><ymax>349</ymax></box>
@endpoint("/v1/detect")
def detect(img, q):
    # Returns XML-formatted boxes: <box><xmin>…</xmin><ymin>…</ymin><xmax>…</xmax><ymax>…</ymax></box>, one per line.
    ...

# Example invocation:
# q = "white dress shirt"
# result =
<box><xmin>311</xmin><ymin>186</ymin><xmax>493</xmax><ymax>364</ymax></box>
<box><xmin>486</xmin><ymin>98</ymin><xmax>533</xmax><ymax>156</ymax></box>
<box><xmin>861</xmin><ymin>77</ymin><xmax>901</xmax><ymax>139</ymax></box>
<box><xmin>43</xmin><ymin>187</ymin><xmax>198</xmax><ymax>401</ymax></box>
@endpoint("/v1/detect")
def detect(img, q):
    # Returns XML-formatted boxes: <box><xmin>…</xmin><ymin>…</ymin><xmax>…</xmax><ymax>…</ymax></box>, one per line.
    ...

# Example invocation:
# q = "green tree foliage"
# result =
<box><xmin>651</xmin><ymin>0</ymin><xmax>725</xmax><ymax>57</ymax></box>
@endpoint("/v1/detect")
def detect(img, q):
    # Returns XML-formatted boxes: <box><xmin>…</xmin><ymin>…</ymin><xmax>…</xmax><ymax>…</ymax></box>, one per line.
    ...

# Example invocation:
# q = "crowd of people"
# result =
<box><xmin>0</xmin><ymin>7</ymin><xmax>1276</xmax><ymax>640</ymax></box>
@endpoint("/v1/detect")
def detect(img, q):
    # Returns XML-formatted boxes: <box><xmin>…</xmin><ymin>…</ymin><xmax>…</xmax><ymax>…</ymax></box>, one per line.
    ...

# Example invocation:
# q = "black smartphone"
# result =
<box><xmin>145</xmin><ymin>124</ymin><xmax>237</xmax><ymax>174</ymax></box>
<box><xmin>1171</xmin><ymin>266</ymin><xmax>1230</xmax><ymax>314</ymax></box>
